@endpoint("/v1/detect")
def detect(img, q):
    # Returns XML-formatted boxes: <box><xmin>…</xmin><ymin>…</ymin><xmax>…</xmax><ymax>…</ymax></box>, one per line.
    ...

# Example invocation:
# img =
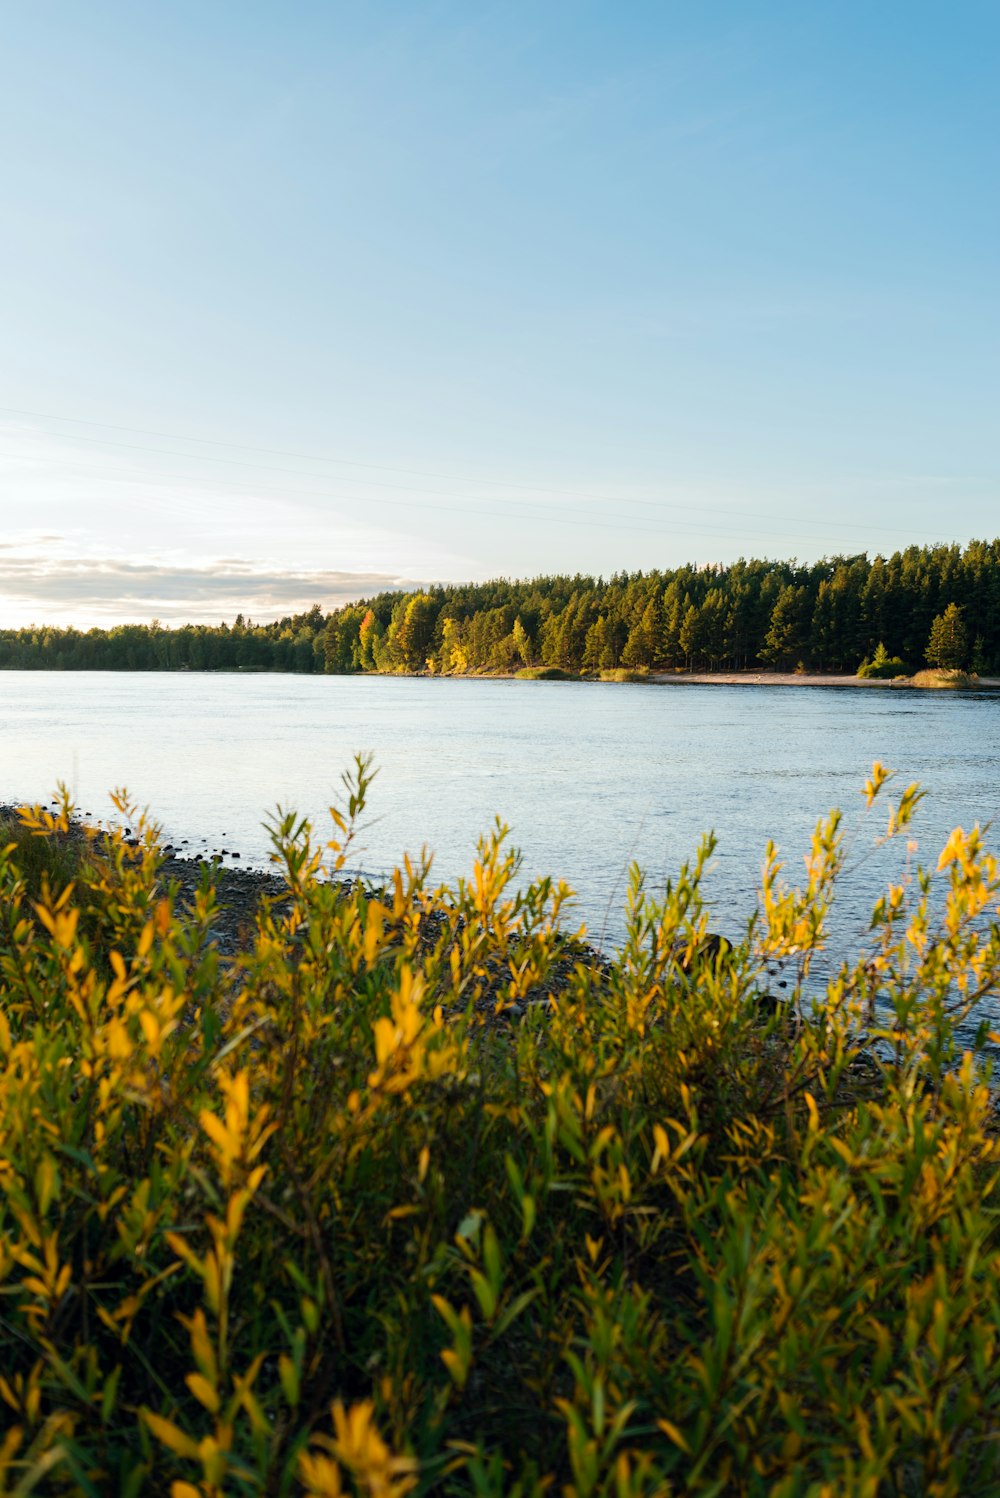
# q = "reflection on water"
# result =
<box><xmin>2</xmin><ymin>673</ymin><xmax>999</xmax><ymax>966</ymax></box>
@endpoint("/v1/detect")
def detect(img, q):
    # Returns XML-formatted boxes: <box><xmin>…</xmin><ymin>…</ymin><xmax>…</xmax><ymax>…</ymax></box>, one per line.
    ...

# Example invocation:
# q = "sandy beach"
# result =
<box><xmin>649</xmin><ymin>671</ymin><xmax>1000</xmax><ymax>689</ymax></box>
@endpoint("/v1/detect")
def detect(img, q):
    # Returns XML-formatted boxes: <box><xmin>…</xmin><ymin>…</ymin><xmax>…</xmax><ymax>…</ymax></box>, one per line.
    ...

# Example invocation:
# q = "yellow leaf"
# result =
<box><xmin>657</xmin><ymin>1418</ymin><xmax>692</xmax><ymax>1453</ymax></box>
<box><xmin>139</xmin><ymin>1011</ymin><xmax>160</xmax><ymax>1049</ymax></box>
<box><xmin>200</xmin><ymin>1112</ymin><xmax>233</xmax><ymax>1157</ymax></box>
<box><xmin>185</xmin><ymin>1372</ymin><xmax>220</xmax><ymax>1413</ymax></box>
<box><xmin>142</xmin><ymin>1409</ymin><xmax>200</xmax><ymax>1460</ymax></box>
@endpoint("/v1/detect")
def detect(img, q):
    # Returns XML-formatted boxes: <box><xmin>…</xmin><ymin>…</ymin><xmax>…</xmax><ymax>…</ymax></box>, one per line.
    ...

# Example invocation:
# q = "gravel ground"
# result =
<box><xmin>1</xmin><ymin>802</ymin><xmax>607</xmax><ymax>1021</ymax></box>
<box><xmin>157</xmin><ymin>854</ymin><xmax>292</xmax><ymax>957</ymax></box>
<box><xmin>1</xmin><ymin>800</ymin><xmax>290</xmax><ymax>959</ymax></box>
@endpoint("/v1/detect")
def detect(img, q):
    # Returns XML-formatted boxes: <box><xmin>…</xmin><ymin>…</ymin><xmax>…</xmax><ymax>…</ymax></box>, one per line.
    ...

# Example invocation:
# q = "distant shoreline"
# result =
<box><xmin>2</xmin><ymin>665</ymin><xmax>999</xmax><ymax>690</ymax></box>
<box><xmin>647</xmin><ymin>671</ymin><xmax>1000</xmax><ymax>690</ymax></box>
<box><xmin>654</xmin><ymin>671</ymin><xmax>885</xmax><ymax>688</ymax></box>
<box><xmin>427</xmin><ymin>668</ymin><xmax>1000</xmax><ymax>690</ymax></box>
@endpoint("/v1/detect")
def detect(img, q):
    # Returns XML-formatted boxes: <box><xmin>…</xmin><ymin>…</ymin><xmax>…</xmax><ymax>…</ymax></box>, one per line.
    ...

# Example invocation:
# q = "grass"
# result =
<box><xmin>596</xmin><ymin>667</ymin><xmax>649</xmax><ymax>683</ymax></box>
<box><xmin>513</xmin><ymin>665</ymin><xmax>577</xmax><ymax>680</ymax></box>
<box><xmin>0</xmin><ymin>808</ymin><xmax>97</xmax><ymax>896</ymax></box>
<box><xmin>909</xmin><ymin>667</ymin><xmax>978</xmax><ymax>689</ymax></box>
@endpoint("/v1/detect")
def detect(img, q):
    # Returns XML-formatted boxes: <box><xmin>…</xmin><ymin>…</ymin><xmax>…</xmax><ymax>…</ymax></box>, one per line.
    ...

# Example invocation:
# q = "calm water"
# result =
<box><xmin>2</xmin><ymin>672</ymin><xmax>999</xmax><ymax>958</ymax></box>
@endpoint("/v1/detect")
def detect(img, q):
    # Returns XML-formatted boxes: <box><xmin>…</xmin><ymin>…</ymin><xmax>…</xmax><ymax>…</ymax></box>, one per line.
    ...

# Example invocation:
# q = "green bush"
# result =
<box><xmin>2</xmin><ymin>764</ymin><xmax>1000</xmax><ymax>1494</ymax></box>
<box><xmin>0</xmin><ymin>811</ymin><xmax>94</xmax><ymax>895</ymax></box>
<box><xmin>514</xmin><ymin>666</ymin><xmax>576</xmax><ymax>681</ymax></box>
<box><xmin>857</xmin><ymin>642</ymin><xmax>908</xmax><ymax>678</ymax></box>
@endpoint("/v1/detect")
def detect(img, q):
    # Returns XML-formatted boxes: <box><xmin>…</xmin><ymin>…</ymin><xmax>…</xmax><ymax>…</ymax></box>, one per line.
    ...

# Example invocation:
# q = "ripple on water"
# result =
<box><xmin>2</xmin><ymin>672</ymin><xmax>999</xmax><ymax>962</ymax></box>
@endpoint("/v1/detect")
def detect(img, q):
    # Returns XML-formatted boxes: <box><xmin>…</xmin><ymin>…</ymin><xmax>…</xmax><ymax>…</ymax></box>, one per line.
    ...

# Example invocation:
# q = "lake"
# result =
<box><xmin>2</xmin><ymin>672</ymin><xmax>999</xmax><ymax>958</ymax></box>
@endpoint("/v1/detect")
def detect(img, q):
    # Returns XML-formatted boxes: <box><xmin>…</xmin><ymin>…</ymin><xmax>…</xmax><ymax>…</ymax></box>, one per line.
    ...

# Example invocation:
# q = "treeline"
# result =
<box><xmin>4</xmin><ymin>541</ymin><xmax>1000</xmax><ymax>675</ymax></box>
<box><xmin>0</xmin><ymin>606</ymin><xmax>327</xmax><ymax>672</ymax></box>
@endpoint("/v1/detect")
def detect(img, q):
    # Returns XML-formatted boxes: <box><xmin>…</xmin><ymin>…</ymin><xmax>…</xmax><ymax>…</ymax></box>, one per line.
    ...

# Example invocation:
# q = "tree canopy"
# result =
<box><xmin>2</xmin><ymin>540</ymin><xmax>998</xmax><ymax>676</ymax></box>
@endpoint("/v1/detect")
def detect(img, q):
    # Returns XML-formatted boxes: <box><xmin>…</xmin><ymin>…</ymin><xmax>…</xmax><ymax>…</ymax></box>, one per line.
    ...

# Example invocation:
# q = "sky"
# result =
<box><xmin>0</xmin><ymin>1</ymin><xmax>997</xmax><ymax>626</ymax></box>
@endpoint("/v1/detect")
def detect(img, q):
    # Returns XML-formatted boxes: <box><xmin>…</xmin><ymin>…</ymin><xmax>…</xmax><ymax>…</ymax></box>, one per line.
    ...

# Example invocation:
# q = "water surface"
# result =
<box><xmin>2</xmin><ymin>672</ymin><xmax>998</xmax><ymax>957</ymax></box>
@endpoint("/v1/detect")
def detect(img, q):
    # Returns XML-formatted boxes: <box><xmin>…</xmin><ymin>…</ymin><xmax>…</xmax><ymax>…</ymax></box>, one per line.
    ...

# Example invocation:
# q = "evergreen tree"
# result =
<box><xmin>761</xmin><ymin>585</ymin><xmax>810</xmax><ymax>668</ymax></box>
<box><xmin>970</xmin><ymin>634</ymin><xmax>989</xmax><ymax>676</ymax></box>
<box><xmin>926</xmin><ymin>603</ymin><xmax>968</xmax><ymax>669</ymax></box>
<box><xmin>677</xmin><ymin>603</ymin><xmax>703</xmax><ymax>669</ymax></box>
<box><xmin>582</xmin><ymin>616</ymin><xmax>611</xmax><ymax>670</ymax></box>
<box><xmin>621</xmin><ymin>599</ymin><xmax>660</xmax><ymax>668</ymax></box>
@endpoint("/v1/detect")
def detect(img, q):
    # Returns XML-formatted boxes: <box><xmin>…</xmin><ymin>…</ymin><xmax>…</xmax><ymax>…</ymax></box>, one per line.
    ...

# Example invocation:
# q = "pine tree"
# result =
<box><xmin>621</xmin><ymin>599</ymin><xmax>660</xmax><ymax>668</ymax></box>
<box><xmin>678</xmin><ymin>604</ymin><xmax>703</xmax><ymax>669</ymax></box>
<box><xmin>926</xmin><ymin>603</ymin><xmax>968</xmax><ymax>670</ymax></box>
<box><xmin>761</xmin><ymin>585</ymin><xmax>809</xmax><ymax>668</ymax></box>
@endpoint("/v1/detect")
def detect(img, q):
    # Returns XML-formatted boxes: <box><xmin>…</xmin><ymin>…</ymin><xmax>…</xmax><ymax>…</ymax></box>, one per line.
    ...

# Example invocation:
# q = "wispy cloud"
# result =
<box><xmin>0</xmin><ymin>422</ymin><xmax>479</xmax><ymax>625</ymax></box>
<box><xmin>0</xmin><ymin>556</ymin><xmax>413</xmax><ymax>628</ymax></box>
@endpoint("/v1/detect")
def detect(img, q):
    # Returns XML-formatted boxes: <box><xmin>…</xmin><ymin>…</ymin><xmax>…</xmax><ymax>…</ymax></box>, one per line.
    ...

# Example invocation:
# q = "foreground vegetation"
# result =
<box><xmin>3</xmin><ymin>540</ymin><xmax>1000</xmax><ymax>678</ymax></box>
<box><xmin>3</xmin><ymin>763</ymin><xmax>1000</xmax><ymax>1494</ymax></box>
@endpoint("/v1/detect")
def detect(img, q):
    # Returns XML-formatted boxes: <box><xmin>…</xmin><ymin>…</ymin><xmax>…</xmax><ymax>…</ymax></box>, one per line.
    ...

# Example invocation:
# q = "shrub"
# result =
<box><xmin>0</xmin><ymin>809</ymin><xmax>94</xmax><ymax>895</ymax></box>
<box><xmin>2</xmin><ymin>764</ymin><xmax>1000</xmax><ymax>1494</ymax></box>
<box><xmin>909</xmin><ymin>668</ymin><xmax>976</xmax><ymax>690</ymax></box>
<box><xmin>514</xmin><ymin>666</ymin><xmax>575</xmax><ymax>681</ymax></box>
<box><xmin>857</xmin><ymin>643</ymin><xmax>908</xmax><ymax>679</ymax></box>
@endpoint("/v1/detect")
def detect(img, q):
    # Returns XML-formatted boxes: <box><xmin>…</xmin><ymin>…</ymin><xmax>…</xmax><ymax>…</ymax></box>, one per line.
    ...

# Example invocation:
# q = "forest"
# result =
<box><xmin>3</xmin><ymin>539</ymin><xmax>999</xmax><ymax>676</ymax></box>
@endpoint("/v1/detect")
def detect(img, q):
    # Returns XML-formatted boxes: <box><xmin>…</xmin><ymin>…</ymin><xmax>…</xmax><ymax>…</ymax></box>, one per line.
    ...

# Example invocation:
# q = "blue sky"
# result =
<box><xmin>0</xmin><ymin>1</ymin><xmax>997</xmax><ymax>623</ymax></box>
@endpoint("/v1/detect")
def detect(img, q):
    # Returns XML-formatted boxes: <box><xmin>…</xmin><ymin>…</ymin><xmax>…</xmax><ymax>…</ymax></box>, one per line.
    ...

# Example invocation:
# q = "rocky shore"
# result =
<box><xmin>160</xmin><ymin>852</ymin><xmax>610</xmax><ymax>1021</ymax></box>
<box><xmin>157</xmin><ymin>852</ymin><xmax>292</xmax><ymax>958</ymax></box>
<box><xmin>0</xmin><ymin>801</ymin><xmax>287</xmax><ymax>960</ymax></box>
<box><xmin>0</xmin><ymin>803</ymin><xmax>608</xmax><ymax>1021</ymax></box>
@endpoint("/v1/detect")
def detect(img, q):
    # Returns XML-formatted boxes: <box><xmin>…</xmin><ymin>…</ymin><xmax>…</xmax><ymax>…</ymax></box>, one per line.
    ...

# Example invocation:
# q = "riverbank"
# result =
<box><xmin>0</xmin><ymin>801</ymin><xmax>288</xmax><ymax>956</ymax></box>
<box><xmin>0</xmin><ymin>804</ymin><xmax>605</xmax><ymax>1011</ymax></box>
<box><xmin>5</xmin><ymin>662</ymin><xmax>1000</xmax><ymax>689</ymax></box>
<box><xmin>365</xmin><ymin>665</ymin><xmax>1000</xmax><ymax>689</ymax></box>
<box><xmin>648</xmin><ymin>669</ymin><xmax>1000</xmax><ymax>689</ymax></box>
<box><xmin>652</xmin><ymin>670</ymin><xmax>889</xmax><ymax>688</ymax></box>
